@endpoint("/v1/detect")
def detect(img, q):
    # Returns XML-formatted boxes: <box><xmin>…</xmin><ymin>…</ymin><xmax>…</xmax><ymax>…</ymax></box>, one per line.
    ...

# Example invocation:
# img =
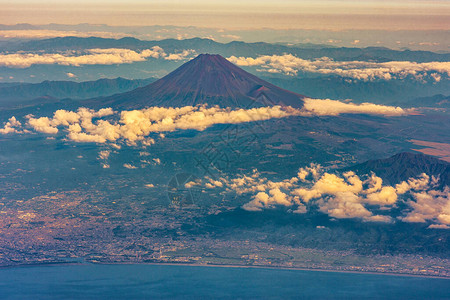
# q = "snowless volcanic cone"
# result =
<box><xmin>85</xmin><ymin>54</ymin><xmax>305</xmax><ymax>109</ymax></box>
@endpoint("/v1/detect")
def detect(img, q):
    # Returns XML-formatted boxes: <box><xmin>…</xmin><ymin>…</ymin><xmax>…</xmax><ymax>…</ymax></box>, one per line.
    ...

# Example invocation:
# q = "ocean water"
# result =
<box><xmin>0</xmin><ymin>264</ymin><xmax>448</xmax><ymax>299</ymax></box>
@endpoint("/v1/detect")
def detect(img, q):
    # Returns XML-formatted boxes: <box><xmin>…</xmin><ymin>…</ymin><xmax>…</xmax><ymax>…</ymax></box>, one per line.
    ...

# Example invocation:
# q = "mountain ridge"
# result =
<box><xmin>346</xmin><ymin>152</ymin><xmax>450</xmax><ymax>187</ymax></box>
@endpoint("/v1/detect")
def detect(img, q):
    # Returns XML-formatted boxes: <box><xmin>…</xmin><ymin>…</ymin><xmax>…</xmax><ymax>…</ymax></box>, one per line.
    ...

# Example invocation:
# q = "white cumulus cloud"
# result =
<box><xmin>164</xmin><ymin>49</ymin><xmax>196</xmax><ymax>61</ymax></box>
<box><xmin>0</xmin><ymin>46</ymin><xmax>167</xmax><ymax>68</ymax></box>
<box><xmin>227</xmin><ymin>54</ymin><xmax>450</xmax><ymax>82</ymax></box>
<box><xmin>195</xmin><ymin>164</ymin><xmax>449</xmax><ymax>227</ymax></box>
<box><xmin>302</xmin><ymin>98</ymin><xmax>409</xmax><ymax>116</ymax></box>
<box><xmin>5</xmin><ymin>106</ymin><xmax>298</xmax><ymax>145</ymax></box>
<box><xmin>0</xmin><ymin>116</ymin><xmax>23</xmax><ymax>134</ymax></box>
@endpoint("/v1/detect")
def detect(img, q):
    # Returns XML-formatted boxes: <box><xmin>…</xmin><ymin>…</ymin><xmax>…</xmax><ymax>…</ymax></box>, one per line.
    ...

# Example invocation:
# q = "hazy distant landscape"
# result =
<box><xmin>0</xmin><ymin>2</ymin><xmax>449</xmax><ymax>298</ymax></box>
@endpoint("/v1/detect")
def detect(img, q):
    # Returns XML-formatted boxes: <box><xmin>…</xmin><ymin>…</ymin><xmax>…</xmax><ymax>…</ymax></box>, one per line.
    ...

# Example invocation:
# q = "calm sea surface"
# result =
<box><xmin>0</xmin><ymin>264</ymin><xmax>448</xmax><ymax>299</ymax></box>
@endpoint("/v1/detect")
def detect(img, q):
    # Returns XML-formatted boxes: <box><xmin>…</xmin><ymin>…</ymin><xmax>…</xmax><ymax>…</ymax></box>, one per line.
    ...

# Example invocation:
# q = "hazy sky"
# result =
<box><xmin>1</xmin><ymin>0</ymin><xmax>449</xmax><ymax>30</ymax></box>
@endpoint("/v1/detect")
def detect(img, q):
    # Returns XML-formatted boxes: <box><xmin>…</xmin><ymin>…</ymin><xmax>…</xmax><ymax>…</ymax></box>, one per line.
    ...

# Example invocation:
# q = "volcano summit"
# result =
<box><xmin>86</xmin><ymin>54</ymin><xmax>305</xmax><ymax>109</ymax></box>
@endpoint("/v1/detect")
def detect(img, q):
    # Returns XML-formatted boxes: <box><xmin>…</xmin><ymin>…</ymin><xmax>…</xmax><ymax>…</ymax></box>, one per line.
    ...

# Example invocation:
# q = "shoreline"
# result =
<box><xmin>1</xmin><ymin>261</ymin><xmax>449</xmax><ymax>280</ymax></box>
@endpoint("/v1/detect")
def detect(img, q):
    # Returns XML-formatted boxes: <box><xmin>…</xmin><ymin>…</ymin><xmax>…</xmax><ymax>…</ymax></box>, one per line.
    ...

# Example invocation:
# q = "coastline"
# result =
<box><xmin>1</xmin><ymin>260</ymin><xmax>449</xmax><ymax>280</ymax></box>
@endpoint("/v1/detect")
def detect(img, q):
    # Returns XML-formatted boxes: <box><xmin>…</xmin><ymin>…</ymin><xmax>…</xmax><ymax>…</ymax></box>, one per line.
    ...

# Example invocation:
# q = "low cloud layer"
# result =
<box><xmin>0</xmin><ymin>47</ymin><xmax>195</xmax><ymax>68</ymax></box>
<box><xmin>0</xmin><ymin>100</ymin><xmax>412</xmax><ymax>145</ymax></box>
<box><xmin>302</xmin><ymin>98</ymin><xmax>408</xmax><ymax>116</ymax></box>
<box><xmin>1</xmin><ymin>106</ymin><xmax>295</xmax><ymax>145</ymax></box>
<box><xmin>228</xmin><ymin>54</ymin><xmax>450</xmax><ymax>82</ymax></box>
<box><xmin>193</xmin><ymin>166</ymin><xmax>449</xmax><ymax>228</ymax></box>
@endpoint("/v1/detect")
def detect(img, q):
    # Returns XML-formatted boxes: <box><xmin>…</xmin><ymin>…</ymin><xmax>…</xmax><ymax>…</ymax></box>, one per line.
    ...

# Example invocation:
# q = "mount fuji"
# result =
<box><xmin>85</xmin><ymin>54</ymin><xmax>305</xmax><ymax>109</ymax></box>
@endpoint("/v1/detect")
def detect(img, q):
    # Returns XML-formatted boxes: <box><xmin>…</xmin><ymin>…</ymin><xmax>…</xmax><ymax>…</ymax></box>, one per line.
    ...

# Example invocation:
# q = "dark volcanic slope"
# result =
<box><xmin>348</xmin><ymin>152</ymin><xmax>450</xmax><ymax>187</ymax></box>
<box><xmin>85</xmin><ymin>54</ymin><xmax>304</xmax><ymax>109</ymax></box>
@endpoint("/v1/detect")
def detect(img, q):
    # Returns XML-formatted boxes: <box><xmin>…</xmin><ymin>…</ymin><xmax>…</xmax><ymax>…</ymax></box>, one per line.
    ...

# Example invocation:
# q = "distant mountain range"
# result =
<box><xmin>2</xmin><ymin>37</ymin><xmax>449</xmax><ymax>101</ymax></box>
<box><xmin>84</xmin><ymin>54</ymin><xmax>305</xmax><ymax>109</ymax></box>
<box><xmin>0</xmin><ymin>77</ymin><xmax>156</xmax><ymax>108</ymax></box>
<box><xmin>9</xmin><ymin>37</ymin><xmax>450</xmax><ymax>62</ymax></box>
